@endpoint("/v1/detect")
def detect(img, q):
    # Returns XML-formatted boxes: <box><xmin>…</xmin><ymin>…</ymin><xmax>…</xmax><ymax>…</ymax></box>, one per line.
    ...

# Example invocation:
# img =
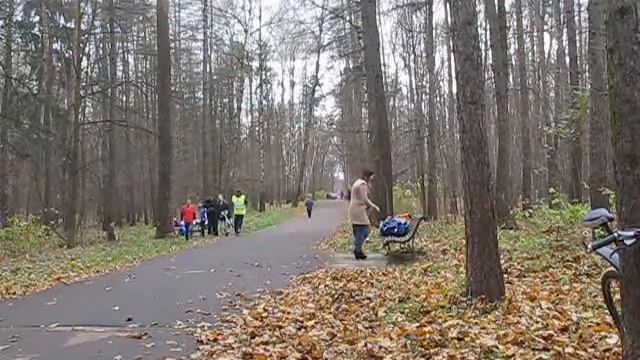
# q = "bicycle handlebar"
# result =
<box><xmin>587</xmin><ymin>232</ymin><xmax>618</xmax><ymax>252</ymax></box>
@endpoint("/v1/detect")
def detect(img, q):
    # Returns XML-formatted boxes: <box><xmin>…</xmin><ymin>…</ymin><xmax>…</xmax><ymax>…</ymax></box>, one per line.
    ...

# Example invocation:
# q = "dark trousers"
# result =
<box><xmin>207</xmin><ymin>212</ymin><xmax>219</xmax><ymax>235</ymax></box>
<box><xmin>234</xmin><ymin>215</ymin><xmax>244</xmax><ymax>234</ymax></box>
<box><xmin>184</xmin><ymin>222</ymin><xmax>191</xmax><ymax>241</ymax></box>
<box><xmin>306</xmin><ymin>207</ymin><xmax>313</xmax><ymax>218</ymax></box>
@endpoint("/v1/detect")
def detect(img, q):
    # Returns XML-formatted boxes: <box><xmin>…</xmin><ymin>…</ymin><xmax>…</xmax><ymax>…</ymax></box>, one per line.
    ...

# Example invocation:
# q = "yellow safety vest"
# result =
<box><xmin>232</xmin><ymin>195</ymin><xmax>247</xmax><ymax>215</ymax></box>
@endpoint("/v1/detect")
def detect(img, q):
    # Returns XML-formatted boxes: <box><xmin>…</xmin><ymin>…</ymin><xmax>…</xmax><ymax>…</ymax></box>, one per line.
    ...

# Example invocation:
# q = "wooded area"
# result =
<box><xmin>2</xmin><ymin>0</ymin><xmax>640</xmax><ymax>355</ymax></box>
<box><xmin>0</xmin><ymin>0</ymin><xmax>619</xmax><ymax>232</ymax></box>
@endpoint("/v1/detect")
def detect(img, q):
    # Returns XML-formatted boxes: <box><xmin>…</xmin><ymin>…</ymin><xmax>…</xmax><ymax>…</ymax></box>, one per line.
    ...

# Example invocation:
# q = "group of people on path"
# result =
<box><xmin>179</xmin><ymin>178</ymin><xmax>376</xmax><ymax>261</ymax></box>
<box><xmin>178</xmin><ymin>190</ymin><xmax>248</xmax><ymax>241</ymax></box>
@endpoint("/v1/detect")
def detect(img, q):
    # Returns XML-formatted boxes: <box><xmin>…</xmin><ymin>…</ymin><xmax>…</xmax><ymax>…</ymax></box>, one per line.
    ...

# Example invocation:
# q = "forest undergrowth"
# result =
<box><xmin>192</xmin><ymin>199</ymin><xmax>621</xmax><ymax>359</ymax></box>
<box><xmin>0</xmin><ymin>205</ymin><xmax>300</xmax><ymax>299</ymax></box>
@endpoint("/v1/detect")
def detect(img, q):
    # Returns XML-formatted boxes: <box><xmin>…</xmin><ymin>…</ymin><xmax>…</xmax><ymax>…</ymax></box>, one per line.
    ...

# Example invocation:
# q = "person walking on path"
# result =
<box><xmin>180</xmin><ymin>199</ymin><xmax>197</xmax><ymax>241</ymax></box>
<box><xmin>201</xmin><ymin>196</ymin><xmax>217</xmax><ymax>236</ymax></box>
<box><xmin>231</xmin><ymin>190</ymin><xmax>248</xmax><ymax>236</ymax></box>
<box><xmin>305</xmin><ymin>195</ymin><xmax>314</xmax><ymax>219</ymax></box>
<box><xmin>347</xmin><ymin>169</ymin><xmax>380</xmax><ymax>260</ymax></box>
<box><xmin>198</xmin><ymin>200</ymin><xmax>208</xmax><ymax>237</ymax></box>
<box><xmin>215</xmin><ymin>194</ymin><xmax>230</xmax><ymax>235</ymax></box>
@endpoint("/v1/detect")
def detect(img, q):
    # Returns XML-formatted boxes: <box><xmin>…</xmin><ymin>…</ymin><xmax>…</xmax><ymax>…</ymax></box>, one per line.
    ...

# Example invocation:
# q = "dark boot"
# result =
<box><xmin>354</xmin><ymin>251</ymin><xmax>367</xmax><ymax>260</ymax></box>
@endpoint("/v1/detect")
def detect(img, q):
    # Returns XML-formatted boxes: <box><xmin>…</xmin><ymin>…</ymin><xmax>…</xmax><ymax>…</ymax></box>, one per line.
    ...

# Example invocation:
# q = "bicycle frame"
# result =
<box><xmin>582</xmin><ymin>208</ymin><xmax>639</xmax><ymax>340</ymax></box>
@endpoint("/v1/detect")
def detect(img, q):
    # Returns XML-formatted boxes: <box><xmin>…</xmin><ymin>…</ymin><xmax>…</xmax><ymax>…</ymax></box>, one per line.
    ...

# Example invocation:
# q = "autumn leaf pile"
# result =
<box><xmin>193</xmin><ymin>206</ymin><xmax>623</xmax><ymax>359</ymax></box>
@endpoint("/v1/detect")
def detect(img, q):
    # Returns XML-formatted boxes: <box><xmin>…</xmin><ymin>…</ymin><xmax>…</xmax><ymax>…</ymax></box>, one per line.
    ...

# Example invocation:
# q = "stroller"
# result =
<box><xmin>219</xmin><ymin>210</ymin><xmax>233</xmax><ymax>236</ymax></box>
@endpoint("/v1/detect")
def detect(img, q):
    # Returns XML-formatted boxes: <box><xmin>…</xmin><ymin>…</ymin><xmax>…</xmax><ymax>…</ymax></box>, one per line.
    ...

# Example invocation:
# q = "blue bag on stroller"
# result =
<box><xmin>380</xmin><ymin>217</ymin><xmax>410</xmax><ymax>237</ymax></box>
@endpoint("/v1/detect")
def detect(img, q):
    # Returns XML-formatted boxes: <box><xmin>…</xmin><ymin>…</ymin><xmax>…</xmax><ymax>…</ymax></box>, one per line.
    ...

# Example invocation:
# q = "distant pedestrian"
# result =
<box><xmin>347</xmin><ymin>169</ymin><xmax>380</xmax><ymax>260</ymax></box>
<box><xmin>180</xmin><ymin>199</ymin><xmax>197</xmax><ymax>241</ymax></box>
<box><xmin>198</xmin><ymin>200</ymin><xmax>208</xmax><ymax>237</ymax></box>
<box><xmin>202</xmin><ymin>196</ymin><xmax>217</xmax><ymax>236</ymax></box>
<box><xmin>231</xmin><ymin>190</ymin><xmax>248</xmax><ymax>235</ymax></box>
<box><xmin>305</xmin><ymin>195</ymin><xmax>314</xmax><ymax>219</ymax></box>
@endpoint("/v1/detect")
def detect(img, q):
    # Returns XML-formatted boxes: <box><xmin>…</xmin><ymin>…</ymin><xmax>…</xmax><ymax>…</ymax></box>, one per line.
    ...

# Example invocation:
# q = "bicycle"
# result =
<box><xmin>582</xmin><ymin>207</ymin><xmax>640</xmax><ymax>339</ymax></box>
<box><xmin>219</xmin><ymin>210</ymin><xmax>233</xmax><ymax>236</ymax></box>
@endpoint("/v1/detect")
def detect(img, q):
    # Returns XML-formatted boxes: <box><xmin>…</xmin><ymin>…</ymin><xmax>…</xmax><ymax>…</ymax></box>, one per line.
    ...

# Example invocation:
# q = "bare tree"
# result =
<box><xmin>565</xmin><ymin>0</ymin><xmax>582</xmax><ymax>202</ymax></box>
<box><xmin>515</xmin><ymin>0</ymin><xmax>531</xmax><ymax>208</ymax></box>
<box><xmin>606</xmin><ymin>2</ymin><xmax>640</xmax><ymax>357</ymax></box>
<box><xmin>587</xmin><ymin>0</ymin><xmax>610</xmax><ymax>209</ymax></box>
<box><xmin>292</xmin><ymin>2</ymin><xmax>326</xmax><ymax>207</ymax></box>
<box><xmin>450</xmin><ymin>0</ymin><xmax>505</xmax><ymax>302</ymax></box>
<box><xmin>64</xmin><ymin>0</ymin><xmax>84</xmax><ymax>246</ymax></box>
<box><xmin>484</xmin><ymin>0</ymin><xmax>512</xmax><ymax>223</ymax></box>
<box><xmin>0</xmin><ymin>0</ymin><xmax>14</xmax><ymax>216</ymax></box>
<box><xmin>155</xmin><ymin>0</ymin><xmax>174</xmax><ymax>238</ymax></box>
<box><xmin>425</xmin><ymin>0</ymin><xmax>438</xmax><ymax>220</ymax></box>
<box><xmin>360</xmin><ymin>0</ymin><xmax>393</xmax><ymax>217</ymax></box>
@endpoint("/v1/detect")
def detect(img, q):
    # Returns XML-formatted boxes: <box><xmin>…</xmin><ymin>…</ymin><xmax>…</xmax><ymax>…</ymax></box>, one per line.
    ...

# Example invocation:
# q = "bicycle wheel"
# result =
<box><xmin>601</xmin><ymin>269</ymin><xmax>624</xmax><ymax>338</ymax></box>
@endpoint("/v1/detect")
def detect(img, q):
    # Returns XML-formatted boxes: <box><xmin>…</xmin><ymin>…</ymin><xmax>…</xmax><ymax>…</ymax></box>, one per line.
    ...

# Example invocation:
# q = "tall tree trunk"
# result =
<box><xmin>607</xmin><ymin>2</ymin><xmax>640</xmax><ymax>357</ymax></box>
<box><xmin>549</xmin><ymin>0</ymin><xmax>564</xmax><ymax>200</ymax></box>
<box><xmin>0</xmin><ymin>0</ymin><xmax>14</xmax><ymax>216</ymax></box>
<box><xmin>425</xmin><ymin>0</ymin><xmax>438</xmax><ymax>220</ymax></box>
<box><xmin>445</xmin><ymin>0</ymin><xmax>459</xmax><ymax>216</ymax></box>
<box><xmin>41</xmin><ymin>0</ymin><xmax>53</xmax><ymax>211</ymax></box>
<box><xmin>587</xmin><ymin>0</ymin><xmax>610</xmax><ymax>210</ymax></box>
<box><xmin>565</xmin><ymin>0</ymin><xmax>582</xmax><ymax>202</ymax></box>
<box><xmin>403</xmin><ymin>13</ymin><xmax>426</xmax><ymax>217</ymax></box>
<box><xmin>360</xmin><ymin>0</ymin><xmax>393</xmax><ymax>217</ymax></box>
<box><xmin>450</xmin><ymin>0</ymin><xmax>505</xmax><ymax>302</ymax></box>
<box><xmin>202</xmin><ymin>0</ymin><xmax>210</xmax><ymax>197</ymax></box>
<box><xmin>484</xmin><ymin>0</ymin><xmax>512</xmax><ymax>223</ymax></box>
<box><xmin>64</xmin><ymin>0</ymin><xmax>83</xmax><ymax>246</ymax></box>
<box><xmin>536</xmin><ymin>0</ymin><xmax>548</xmax><ymax>201</ymax></box>
<box><xmin>122</xmin><ymin>34</ymin><xmax>136</xmax><ymax>225</ymax></box>
<box><xmin>104</xmin><ymin>0</ymin><xmax>118</xmax><ymax>240</ymax></box>
<box><xmin>154</xmin><ymin>0</ymin><xmax>173</xmax><ymax>238</ymax></box>
<box><xmin>292</xmin><ymin>8</ymin><xmax>325</xmax><ymax>208</ymax></box>
<box><xmin>516</xmin><ymin>0</ymin><xmax>531</xmax><ymax>207</ymax></box>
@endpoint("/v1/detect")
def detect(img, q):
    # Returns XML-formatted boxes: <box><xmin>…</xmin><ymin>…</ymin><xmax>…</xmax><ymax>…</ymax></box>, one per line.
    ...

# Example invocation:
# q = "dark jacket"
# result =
<box><xmin>203</xmin><ymin>198</ymin><xmax>216</xmax><ymax>215</ymax></box>
<box><xmin>305</xmin><ymin>199</ymin><xmax>314</xmax><ymax>209</ymax></box>
<box><xmin>215</xmin><ymin>199</ymin><xmax>229</xmax><ymax>213</ymax></box>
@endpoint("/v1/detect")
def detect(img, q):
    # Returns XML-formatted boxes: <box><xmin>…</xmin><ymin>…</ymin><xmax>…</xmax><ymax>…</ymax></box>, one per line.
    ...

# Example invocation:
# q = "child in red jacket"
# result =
<box><xmin>180</xmin><ymin>199</ymin><xmax>197</xmax><ymax>241</ymax></box>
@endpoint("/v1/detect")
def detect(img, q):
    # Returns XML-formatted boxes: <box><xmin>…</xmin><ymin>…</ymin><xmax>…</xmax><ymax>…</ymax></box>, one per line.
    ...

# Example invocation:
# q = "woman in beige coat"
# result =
<box><xmin>348</xmin><ymin>169</ymin><xmax>380</xmax><ymax>259</ymax></box>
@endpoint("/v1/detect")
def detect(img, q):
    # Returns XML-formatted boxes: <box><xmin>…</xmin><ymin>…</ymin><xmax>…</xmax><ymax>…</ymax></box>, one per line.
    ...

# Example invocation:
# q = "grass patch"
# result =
<box><xmin>0</xmin><ymin>205</ymin><xmax>301</xmax><ymax>299</ymax></box>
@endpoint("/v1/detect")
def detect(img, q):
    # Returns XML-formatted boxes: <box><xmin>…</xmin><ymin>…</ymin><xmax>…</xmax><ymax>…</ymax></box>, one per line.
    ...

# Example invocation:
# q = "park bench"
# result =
<box><xmin>382</xmin><ymin>215</ymin><xmax>426</xmax><ymax>254</ymax></box>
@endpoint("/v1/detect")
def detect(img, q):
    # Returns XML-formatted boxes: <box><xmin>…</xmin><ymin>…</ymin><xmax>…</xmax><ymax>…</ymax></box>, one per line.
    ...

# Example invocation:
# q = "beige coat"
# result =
<box><xmin>348</xmin><ymin>179</ymin><xmax>376</xmax><ymax>225</ymax></box>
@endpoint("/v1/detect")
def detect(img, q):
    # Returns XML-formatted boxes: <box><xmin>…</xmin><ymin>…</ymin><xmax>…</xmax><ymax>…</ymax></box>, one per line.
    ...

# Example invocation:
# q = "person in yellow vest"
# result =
<box><xmin>231</xmin><ymin>189</ymin><xmax>248</xmax><ymax>235</ymax></box>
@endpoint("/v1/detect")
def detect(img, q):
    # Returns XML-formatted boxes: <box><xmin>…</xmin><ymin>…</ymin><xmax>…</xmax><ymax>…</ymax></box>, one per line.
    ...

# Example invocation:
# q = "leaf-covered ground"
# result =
<box><xmin>193</xmin><ymin>205</ymin><xmax>622</xmax><ymax>359</ymax></box>
<box><xmin>0</xmin><ymin>206</ymin><xmax>300</xmax><ymax>299</ymax></box>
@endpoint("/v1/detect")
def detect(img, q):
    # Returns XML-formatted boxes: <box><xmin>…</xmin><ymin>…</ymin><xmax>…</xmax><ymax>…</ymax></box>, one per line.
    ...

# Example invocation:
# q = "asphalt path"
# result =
<box><xmin>0</xmin><ymin>201</ymin><xmax>345</xmax><ymax>360</ymax></box>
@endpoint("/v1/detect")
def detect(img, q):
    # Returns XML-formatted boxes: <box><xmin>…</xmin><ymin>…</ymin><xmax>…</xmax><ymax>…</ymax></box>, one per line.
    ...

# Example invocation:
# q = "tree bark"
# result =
<box><xmin>444</xmin><ymin>0</ymin><xmax>459</xmax><ymax>216</ymax></box>
<box><xmin>606</xmin><ymin>3</ymin><xmax>640</xmax><ymax>357</ymax></box>
<box><xmin>515</xmin><ymin>0</ymin><xmax>532</xmax><ymax>208</ymax></box>
<box><xmin>292</xmin><ymin>6</ymin><xmax>325</xmax><ymax>208</ymax></box>
<box><xmin>0</xmin><ymin>0</ymin><xmax>14</xmax><ymax>216</ymax></box>
<box><xmin>155</xmin><ymin>0</ymin><xmax>174</xmax><ymax>238</ymax></box>
<box><xmin>64</xmin><ymin>0</ymin><xmax>83</xmax><ymax>246</ymax></box>
<box><xmin>104</xmin><ymin>0</ymin><xmax>118</xmax><ymax>240</ymax></box>
<box><xmin>201</xmin><ymin>0</ymin><xmax>210</xmax><ymax>197</ymax></box>
<box><xmin>360</xmin><ymin>0</ymin><xmax>393</xmax><ymax>217</ymax></box>
<box><xmin>425</xmin><ymin>0</ymin><xmax>438</xmax><ymax>220</ymax></box>
<box><xmin>587</xmin><ymin>0</ymin><xmax>610</xmax><ymax>210</ymax></box>
<box><xmin>484</xmin><ymin>0</ymin><xmax>512</xmax><ymax>223</ymax></box>
<box><xmin>549</xmin><ymin>0</ymin><xmax>564</xmax><ymax>200</ymax></box>
<box><xmin>41</xmin><ymin>0</ymin><xmax>53</xmax><ymax>211</ymax></box>
<box><xmin>565</xmin><ymin>0</ymin><xmax>582</xmax><ymax>202</ymax></box>
<box><xmin>450</xmin><ymin>0</ymin><xmax>505</xmax><ymax>302</ymax></box>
